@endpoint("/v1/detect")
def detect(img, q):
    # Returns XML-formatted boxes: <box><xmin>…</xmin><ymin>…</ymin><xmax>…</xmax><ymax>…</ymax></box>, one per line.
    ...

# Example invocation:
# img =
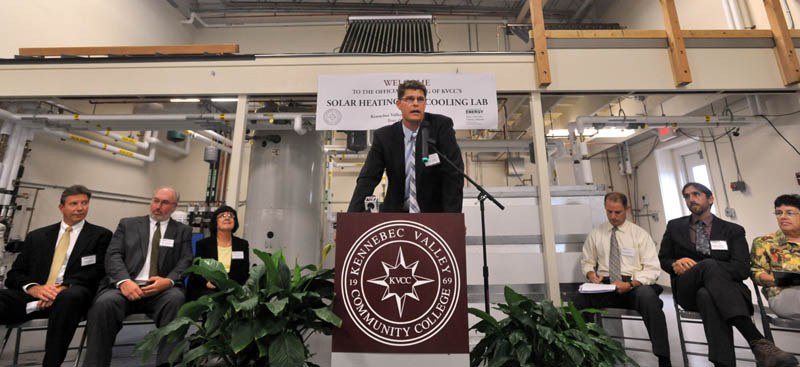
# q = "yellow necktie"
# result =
<box><xmin>46</xmin><ymin>226</ymin><xmax>72</xmax><ymax>285</ymax></box>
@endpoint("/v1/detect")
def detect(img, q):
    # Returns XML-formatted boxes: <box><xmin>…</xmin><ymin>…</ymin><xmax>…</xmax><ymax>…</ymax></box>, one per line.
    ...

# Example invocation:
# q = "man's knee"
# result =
<box><xmin>633</xmin><ymin>285</ymin><xmax>663</xmax><ymax>308</ymax></box>
<box><xmin>90</xmin><ymin>289</ymin><xmax>127</xmax><ymax>315</ymax></box>
<box><xmin>160</xmin><ymin>288</ymin><xmax>185</xmax><ymax>309</ymax></box>
<box><xmin>53</xmin><ymin>286</ymin><xmax>91</xmax><ymax>307</ymax></box>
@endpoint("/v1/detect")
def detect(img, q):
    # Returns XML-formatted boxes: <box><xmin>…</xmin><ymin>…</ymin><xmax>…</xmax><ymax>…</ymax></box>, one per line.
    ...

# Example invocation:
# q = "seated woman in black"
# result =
<box><xmin>187</xmin><ymin>205</ymin><xmax>250</xmax><ymax>301</ymax></box>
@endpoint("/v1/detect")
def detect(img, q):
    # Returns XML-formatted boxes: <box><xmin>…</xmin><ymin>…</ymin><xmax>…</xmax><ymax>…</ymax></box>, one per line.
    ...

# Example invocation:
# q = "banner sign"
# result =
<box><xmin>333</xmin><ymin>213</ymin><xmax>468</xmax><ymax>354</ymax></box>
<box><xmin>316</xmin><ymin>73</ymin><xmax>497</xmax><ymax>130</ymax></box>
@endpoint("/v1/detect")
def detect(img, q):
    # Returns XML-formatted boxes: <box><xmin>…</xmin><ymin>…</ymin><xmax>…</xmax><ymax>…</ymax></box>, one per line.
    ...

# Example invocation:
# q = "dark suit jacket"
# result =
<box><xmin>659</xmin><ymin>214</ymin><xmax>751</xmax><ymax>305</ymax></box>
<box><xmin>187</xmin><ymin>236</ymin><xmax>250</xmax><ymax>300</ymax></box>
<box><xmin>5</xmin><ymin>221</ymin><xmax>112</xmax><ymax>292</ymax></box>
<box><xmin>101</xmin><ymin>216</ymin><xmax>193</xmax><ymax>289</ymax></box>
<box><xmin>348</xmin><ymin>112</ymin><xmax>464</xmax><ymax>213</ymax></box>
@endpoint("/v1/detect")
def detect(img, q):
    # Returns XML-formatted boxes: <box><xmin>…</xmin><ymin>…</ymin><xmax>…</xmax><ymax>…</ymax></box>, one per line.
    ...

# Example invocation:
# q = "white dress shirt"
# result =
<box><xmin>580</xmin><ymin>220</ymin><xmax>661</xmax><ymax>285</ymax></box>
<box><xmin>23</xmin><ymin>220</ymin><xmax>85</xmax><ymax>292</ymax></box>
<box><xmin>133</xmin><ymin>217</ymin><xmax>170</xmax><ymax>282</ymax></box>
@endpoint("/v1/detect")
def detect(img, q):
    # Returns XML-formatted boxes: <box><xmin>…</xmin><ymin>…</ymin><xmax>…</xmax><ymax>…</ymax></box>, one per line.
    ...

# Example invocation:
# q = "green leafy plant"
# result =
<box><xmin>135</xmin><ymin>246</ymin><xmax>342</xmax><ymax>367</ymax></box>
<box><xmin>469</xmin><ymin>286</ymin><xmax>636</xmax><ymax>367</ymax></box>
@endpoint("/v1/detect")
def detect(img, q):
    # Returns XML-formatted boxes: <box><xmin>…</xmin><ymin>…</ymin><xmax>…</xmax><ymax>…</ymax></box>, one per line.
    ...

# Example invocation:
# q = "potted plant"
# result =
<box><xmin>136</xmin><ymin>246</ymin><xmax>342</xmax><ymax>367</ymax></box>
<box><xmin>469</xmin><ymin>286</ymin><xmax>636</xmax><ymax>367</ymax></box>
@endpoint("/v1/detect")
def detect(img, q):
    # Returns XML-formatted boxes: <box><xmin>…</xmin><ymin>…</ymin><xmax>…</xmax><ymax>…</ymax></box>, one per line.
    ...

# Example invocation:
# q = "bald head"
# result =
<box><xmin>149</xmin><ymin>187</ymin><xmax>179</xmax><ymax>221</ymax></box>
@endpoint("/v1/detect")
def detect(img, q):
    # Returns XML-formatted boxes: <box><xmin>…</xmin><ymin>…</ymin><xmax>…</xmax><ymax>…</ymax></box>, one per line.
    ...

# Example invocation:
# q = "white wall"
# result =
<box><xmin>0</xmin><ymin>0</ymin><xmax>192</xmax><ymax>58</ymax></box>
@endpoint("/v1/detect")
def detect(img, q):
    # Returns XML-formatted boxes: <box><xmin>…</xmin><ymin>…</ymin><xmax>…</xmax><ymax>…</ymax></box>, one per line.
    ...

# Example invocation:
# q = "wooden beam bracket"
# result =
<box><xmin>764</xmin><ymin>0</ymin><xmax>800</xmax><ymax>85</ymax></box>
<box><xmin>659</xmin><ymin>0</ymin><xmax>692</xmax><ymax>87</ymax></box>
<box><xmin>529</xmin><ymin>0</ymin><xmax>551</xmax><ymax>87</ymax></box>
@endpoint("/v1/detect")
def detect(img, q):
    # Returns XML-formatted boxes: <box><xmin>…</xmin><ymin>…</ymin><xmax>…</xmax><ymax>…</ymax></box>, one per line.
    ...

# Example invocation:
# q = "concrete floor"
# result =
<box><xmin>1</xmin><ymin>289</ymin><xmax>798</xmax><ymax>366</ymax></box>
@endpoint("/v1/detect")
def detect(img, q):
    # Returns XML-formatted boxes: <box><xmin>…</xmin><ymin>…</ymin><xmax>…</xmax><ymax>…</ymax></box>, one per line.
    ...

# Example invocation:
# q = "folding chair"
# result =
<box><xmin>752</xmin><ymin>278</ymin><xmax>800</xmax><ymax>358</ymax></box>
<box><xmin>73</xmin><ymin>313</ymin><xmax>157</xmax><ymax>367</ymax></box>
<box><xmin>673</xmin><ymin>301</ymin><xmax>755</xmax><ymax>366</ymax></box>
<box><xmin>595</xmin><ymin>308</ymin><xmax>654</xmax><ymax>355</ymax></box>
<box><xmin>0</xmin><ymin>318</ymin><xmax>87</xmax><ymax>366</ymax></box>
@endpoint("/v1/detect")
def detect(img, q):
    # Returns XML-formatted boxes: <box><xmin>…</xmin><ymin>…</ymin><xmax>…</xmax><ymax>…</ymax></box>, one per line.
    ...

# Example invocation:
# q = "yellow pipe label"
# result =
<box><xmin>73</xmin><ymin>114</ymin><xmax>80</xmax><ymax>120</ymax></box>
<box><xmin>103</xmin><ymin>144</ymin><xmax>107</xmax><ymax>150</ymax></box>
<box><xmin>705</xmin><ymin>115</ymin><xmax>711</xmax><ymax>122</ymax></box>
<box><xmin>219</xmin><ymin>113</ymin><xmax>226</xmax><ymax>120</ymax></box>
<box><xmin>70</xmin><ymin>135</ymin><xmax>91</xmax><ymax>145</ymax></box>
<box><xmin>121</xmin><ymin>136</ymin><xmax>137</xmax><ymax>144</ymax></box>
<box><xmin>105</xmin><ymin>128</ymin><xmax>111</xmax><ymax>136</ymax></box>
<box><xmin>119</xmin><ymin>149</ymin><xmax>135</xmax><ymax>157</ymax></box>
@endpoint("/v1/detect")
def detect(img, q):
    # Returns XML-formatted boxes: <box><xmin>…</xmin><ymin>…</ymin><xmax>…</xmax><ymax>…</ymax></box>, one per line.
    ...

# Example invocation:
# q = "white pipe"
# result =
<box><xmin>0</xmin><ymin>109</ymin><xmax>19</xmax><ymax>122</ymax></box>
<box><xmin>783</xmin><ymin>0</ymin><xmax>795</xmax><ymax>29</ymax></box>
<box><xmin>727</xmin><ymin>0</ymin><xmax>744</xmax><ymax>29</ymax></box>
<box><xmin>95</xmin><ymin>128</ymin><xmax>149</xmax><ymax>149</ymax></box>
<box><xmin>147</xmin><ymin>135</ymin><xmax>192</xmax><ymax>156</ymax></box>
<box><xmin>293</xmin><ymin>115</ymin><xmax>308</xmax><ymax>135</ymax></box>
<box><xmin>39</xmin><ymin>128</ymin><xmax>155</xmax><ymax>162</ymax></box>
<box><xmin>184</xmin><ymin>130</ymin><xmax>232</xmax><ymax>153</ymax></box>
<box><xmin>721</xmin><ymin>0</ymin><xmax>735</xmax><ymax>29</ymax></box>
<box><xmin>181</xmin><ymin>11</ymin><xmax>344</xmax><ymax>28</ymax></box>
<box><xmin>1</xmin><ymin>127</ymin><xmax>32</xmax><ymax>215</ymax></box>
<box><xmin>0</xmin><ymin>123</ymin><xmax>24</xmax><ymax>200</ymax></box>
<box><xmin>202</xmin><ymin>130</ymin><xmax>233</xmax><ymax>145</ymax></box>
<box><xmin>575</xmin><ymin>115</ymin><xmax>762</xmax><ymax>126</ymax></box>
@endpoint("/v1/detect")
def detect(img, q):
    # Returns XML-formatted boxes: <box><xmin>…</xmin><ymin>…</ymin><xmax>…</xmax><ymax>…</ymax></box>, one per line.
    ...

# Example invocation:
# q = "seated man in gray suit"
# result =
<box><xmin>83</xmin><ymin>187</ymin><xmax>193</xmax><ymax>367</ymax></box>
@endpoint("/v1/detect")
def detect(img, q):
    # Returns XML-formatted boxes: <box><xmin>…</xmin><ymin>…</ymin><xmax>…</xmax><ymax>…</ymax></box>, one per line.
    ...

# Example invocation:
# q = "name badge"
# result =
<box><xmin>710</xmin><ymin>240</ymin><xmax>728</xmax><ymax>250</ymax></box>
<box><xmin>160</xmin><ymin>238</ymin><xmax>174</xmax><ymax>248</ymax></box>
<box><xmin>424</xmin><ymin>153</ymin><xmax>441</xmax><ymax>167</ymax></box>
<box><xmin>232</xmin><ymin>251</ymin><xmax>245</xmax><ymax>260</ymax></box>
<box><xmin>81</xmin><ymin>255</ymin><xmax>97</xmax><ymax>266</ymax></box>
<box><xmin>621</xmin><ymin>248</ymin><xmax>636</xmax><ymax>257</ymax></box>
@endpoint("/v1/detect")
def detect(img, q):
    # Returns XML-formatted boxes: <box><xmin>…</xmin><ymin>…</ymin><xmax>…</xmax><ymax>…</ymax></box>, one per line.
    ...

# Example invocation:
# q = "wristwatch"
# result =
<box><xmin>628</xmin><ymin>281</ymin><xmax>636</xmax><ymax>289</ymax></box>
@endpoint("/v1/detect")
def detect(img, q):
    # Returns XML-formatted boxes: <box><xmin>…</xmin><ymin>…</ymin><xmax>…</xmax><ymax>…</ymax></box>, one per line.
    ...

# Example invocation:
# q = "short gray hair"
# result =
<box><xmin>154</xmin><ymin>187</ymin><xmax>180</xmax><ymax>203</ymax></box>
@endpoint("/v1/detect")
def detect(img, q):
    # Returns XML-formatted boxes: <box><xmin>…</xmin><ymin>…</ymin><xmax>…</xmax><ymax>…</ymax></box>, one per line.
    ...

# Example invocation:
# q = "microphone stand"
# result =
<box><xmin>425</xmin><ymin>139</ymin><xmax>505</xmax><ymax>313</ymax></box>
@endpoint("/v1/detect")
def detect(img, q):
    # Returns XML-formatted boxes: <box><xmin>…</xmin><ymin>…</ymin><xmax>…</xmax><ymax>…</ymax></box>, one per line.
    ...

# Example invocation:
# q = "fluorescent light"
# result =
<box><xmin>595</xmin><ymin>128</ymin><xmax>635</xmax><ymax>138</ymax></box>
<box><xmin>170</xmin><ymin>98</ymin><xmax>200</xmax><ymax>103</ymax></box>
<box><xmin>546</xmin><ymin>128</ymin><xmax>599</xmax><ymax>137</ymax></box>
<box><xmin>211</xmin><ymin>98</ymin><xmax>238</xmax><ymax>102</ymax></box>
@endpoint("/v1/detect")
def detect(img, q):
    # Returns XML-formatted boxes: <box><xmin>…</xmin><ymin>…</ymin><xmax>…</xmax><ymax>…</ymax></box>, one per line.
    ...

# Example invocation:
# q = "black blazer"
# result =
<box><xmin>102</xmin><ymin>216</ymin><xmax>193</xmax><ymax>289</ymax></box>
<box><xmin>659</xmin><ymin>215</ymin><xmax>751</xmax><ymax>307</ymax></box>
<box><xmin>187</xmin><ymin>236</ymin><xmax>250</xmax><ymax>299</ymax></box>
<box><xmin>348</xmin><ymin>112</ymin><xmax>464</xmax><ymax>213</ymax></box>
<box><xmin>5</xmin><ymin>221</ymin><xmax>112</xmax><ymax>292</ymax></box>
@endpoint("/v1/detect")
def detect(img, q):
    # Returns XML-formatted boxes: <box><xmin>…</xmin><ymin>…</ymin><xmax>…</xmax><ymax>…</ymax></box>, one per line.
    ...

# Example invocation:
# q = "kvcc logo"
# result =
<box><xmin>340</xmin><ymin>220</ymin><xmax>461</xmax><ymax>346</ymax></box>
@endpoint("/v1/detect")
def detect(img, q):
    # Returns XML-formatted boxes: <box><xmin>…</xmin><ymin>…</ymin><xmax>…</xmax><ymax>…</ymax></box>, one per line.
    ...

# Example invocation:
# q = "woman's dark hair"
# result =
<box><xmin>775</xmin><ymin>194</ymin><xmax>800</xmax><ymax>211</ymax></box>
<box><xmin>210</xmin><ymin>205</ymin><xmax>239</xmax><ymax>235</ymax></box>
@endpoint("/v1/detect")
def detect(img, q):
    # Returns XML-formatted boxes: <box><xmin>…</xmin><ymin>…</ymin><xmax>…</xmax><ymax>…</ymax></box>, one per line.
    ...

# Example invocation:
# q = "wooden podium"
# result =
<box><xmin>332</xmin><ymin>213</ymin><xmax>468</xmax><ymax>366</ymax></box>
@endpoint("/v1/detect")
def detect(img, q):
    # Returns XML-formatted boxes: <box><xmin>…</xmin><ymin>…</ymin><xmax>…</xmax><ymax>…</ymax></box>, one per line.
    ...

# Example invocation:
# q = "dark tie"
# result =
<box><xmin>695</xmin><ymin>221</ymin><xmax>710</xmax><ymax>256</ymax></box>
<box><xmin>608</xmin><ymin>226</ymin><xmax>622</xmax><ymax>283</ymax></box>
<box><xmin>150</xmin><ymin>223</ymin><xmax>161</xmax><ymax>277</ymax></box>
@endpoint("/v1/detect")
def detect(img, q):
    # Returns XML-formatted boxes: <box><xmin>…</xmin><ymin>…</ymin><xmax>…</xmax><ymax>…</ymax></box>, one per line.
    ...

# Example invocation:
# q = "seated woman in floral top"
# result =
<box><xmin>751</xmin><ymin>194</ymin><xmax>800</xmax><ymax>320</ymax></box>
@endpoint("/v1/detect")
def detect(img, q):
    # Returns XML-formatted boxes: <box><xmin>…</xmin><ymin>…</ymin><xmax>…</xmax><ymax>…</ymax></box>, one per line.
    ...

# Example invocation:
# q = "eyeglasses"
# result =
<box><xmin>774</xmin><ymin>210</ymin><xmax>799</xmax><ymax>217</ymax></box>
<box><xmin>151</xmin><ymin>198</ymin><xmax>175</xmax><ymax>206</ymax></box>
<box><xmin>400</xmin><ymin>96</ymin><xmax>426</xmax><ymax>103</ymax></box>
<box><xmin>218</xmin><ymin>213</ymin><xmax>235</xmax><ymax>219</ymax></box>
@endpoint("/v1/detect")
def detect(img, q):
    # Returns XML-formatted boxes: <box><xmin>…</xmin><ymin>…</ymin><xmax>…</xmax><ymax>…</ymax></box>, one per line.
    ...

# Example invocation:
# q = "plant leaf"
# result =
<box><xmin>468</xmin><ymin>307</ymin><xmax>500</xmax><ymax>330</ymax></box>
<box><xmin>268</xmin><ymin>332</ymin><xmax>305</xmax><ymax>367</ymax></box>
<box><xmin>178</xmin><ymin>296</ymin><xmax>213</xmax><ymax>319</ymax></box>
<box><xmin>503</xmin><ymin>286</ymin><xmax>527</xmax><ymax>306</ymax></box>
<box><xmin>230</xmin><ymin>320</ymin><xmax>255</xmax><ymax>354</ymax></box>
<box><xmin>267</xmin><ymin>297</ymin><xmax>289</xmax><ymax>315</ymax></box>
<box><xmin>231</xmin><ymin>294</ymin><xmax>259</xmax><ymax>312</ymax></box>
<box><xmin>313</xmin><ymin>307</ymin><xmax>343</xmax><ymax>327</ymax></box>
<box><xmin>184</xmin><ymin>258</ymin><xmax>241</xmax><ymax>291</ymax></box>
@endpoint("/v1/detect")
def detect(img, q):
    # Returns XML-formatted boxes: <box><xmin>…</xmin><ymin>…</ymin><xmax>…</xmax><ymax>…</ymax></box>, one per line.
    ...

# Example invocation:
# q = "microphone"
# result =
<box><xmin>364</xmin><ymin>196</ymin><xmax>378</xmax><ymax>213</ymax></box>
<box><xmin>420</xmin><ymin>126</ymin><xmax>429</xmax><ymax>162</ymax></box>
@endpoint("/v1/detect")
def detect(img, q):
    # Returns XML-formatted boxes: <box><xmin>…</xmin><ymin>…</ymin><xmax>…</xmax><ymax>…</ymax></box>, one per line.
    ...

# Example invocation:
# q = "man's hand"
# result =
<box><xmin>29</xmin><ymin>285</ymin><xmax>68</xmax><ymax>310</ymax></box>
<box><xmin>613</xmin><ymin>281</ymin><xmax>632</xmax><ymax>294</ymax></box>
<box><xmin>587</xmin><ymin>271</ymin><xmax>603</xmax><ymax>284</ymax></box>
<box><xmin>141</xmin><ymin>276</ymin><xmax>172</xmax><ymax>297</ymax></box>
<box><xmin>120</xmin><ymin>280</ymin><xmax>145</xmax><ymax>301</ymax></box>
<box><xmin>759</xmin><ymin>272</ymin><xmax>776</xmax><ymax>287</ymax></box>
<box><xmin>672</xmin><ymin>257</ymin><xmax>697</xmax><ymax>275</ymax></box>
<box><xmin>205</xmin><ymin>281</ymin><xmax>217</xmax><ymax>289</ymax></box>
<box><xmin>27</xmin><ymin>284</ymin><xmax>65</xmax><ymax>303</ymax></box>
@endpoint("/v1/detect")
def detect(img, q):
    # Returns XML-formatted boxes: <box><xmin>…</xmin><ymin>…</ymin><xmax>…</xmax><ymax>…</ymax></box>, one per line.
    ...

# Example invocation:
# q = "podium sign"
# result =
<box><xmin>333</xmin><ymin>213</ymin><xmax>468</xmax><ymax>354</ymax></box>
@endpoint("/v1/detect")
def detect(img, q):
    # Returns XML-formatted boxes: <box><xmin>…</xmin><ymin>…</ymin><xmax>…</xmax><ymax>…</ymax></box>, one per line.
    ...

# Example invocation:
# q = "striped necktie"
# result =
<box><xmin>46</xmin><ymin>226</ymin><xmax>72</xmax><ymax>285</ymax></box>
<box><xmin>406</xmin><ymin>132</ymin><xmax>419</xmax><ymax>213</ymax></box>
<box><xmin>608</xmin><ymin>226</ymin><xmax>622</xmax><ymax>283</ymax></box>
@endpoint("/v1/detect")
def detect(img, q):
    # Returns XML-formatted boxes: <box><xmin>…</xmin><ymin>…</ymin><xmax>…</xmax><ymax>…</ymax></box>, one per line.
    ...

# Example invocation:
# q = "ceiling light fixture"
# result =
<box><xmin>170</xmin><ymin>98</ymin><xmax>200</xmax><ymax>103</ymax></box>
<box><xmin>211</xmin><ymin>98</ymin><xmax>238</xmax><ymax>102</ymax></box>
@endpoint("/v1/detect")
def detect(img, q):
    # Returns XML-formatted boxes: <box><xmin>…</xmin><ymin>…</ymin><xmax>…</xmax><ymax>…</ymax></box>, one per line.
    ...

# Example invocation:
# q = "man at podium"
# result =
<box><xmin>348</xmin><ymin>80</ymin><xmax>464</xmax><ymax>213</ymax></box>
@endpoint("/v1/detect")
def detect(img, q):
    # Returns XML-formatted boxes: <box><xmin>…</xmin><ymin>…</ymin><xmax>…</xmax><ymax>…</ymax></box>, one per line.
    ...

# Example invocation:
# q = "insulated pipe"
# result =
<box><xmin>293</xmin><ymin>115</ymin><xmax>307</xmax><ymax>135</ymax></box>
<box><xmin>575</xmin><ymin>115</ymin><xmax>762</xmax><ymax>126</ymax></box>
<box><xmin>38</xmin><ymin>128</ymin><xmax>155</xmax><ymax>162</ymax></box>
<box><xmin>0</xmin><ymin>123</ymin><xmax>24</xmax><ymax>202</ymax></box>
<box><xmin>727</xmin><ymin>0</ymin><xmax>744</xmax><ymax>29</ymax></box>
<box><xmin>147</xmin><ymin>134</ymin><xmax>192</xmax><ymax>156</ymax></box>
<box><xmin>96</xmin><ymin>129</ymin><xmax>149</xmax><ymax>149</ymax></box>
<box><xmin>202</xmin><ymin>130</ymin><xmax>233</xmax><ymax>145</ymax></box>
<box><xmin>721</xmin><ymin>0</ymin><xmax>735</xmax><ymax>29</ymax></box>
<box><xmin>1</xmin><ymin>127</ymin><xmax>32</xmax><ymax>215</ymax></box>
<box><xmin>184</xmin><ymin>130</ymin><xmax>232</xmax><ymax>153</ymax></box>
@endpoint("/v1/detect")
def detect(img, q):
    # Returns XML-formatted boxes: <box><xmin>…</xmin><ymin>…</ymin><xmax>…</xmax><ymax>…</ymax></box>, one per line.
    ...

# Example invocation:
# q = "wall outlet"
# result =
<box><xmin>640</xmin><ymin>194</ymin><xmax>648</xmax><ymax>206</ymax></box>
<box><xmin>725</xmin><ymin>207</ymin><xmax>737</xmax><ymax>219</ymax></box>
<box><xmin>730</xmin><ymin>181</ymin><xmax>746</xmax><ymax>192</ymax></box>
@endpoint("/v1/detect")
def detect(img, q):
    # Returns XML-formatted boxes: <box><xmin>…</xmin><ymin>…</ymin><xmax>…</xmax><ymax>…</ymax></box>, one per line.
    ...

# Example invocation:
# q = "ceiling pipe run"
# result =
<box><xmin>39</xmin><ymin>127</ymin><xmax>156</xmax><ymax>162</ymax></box>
